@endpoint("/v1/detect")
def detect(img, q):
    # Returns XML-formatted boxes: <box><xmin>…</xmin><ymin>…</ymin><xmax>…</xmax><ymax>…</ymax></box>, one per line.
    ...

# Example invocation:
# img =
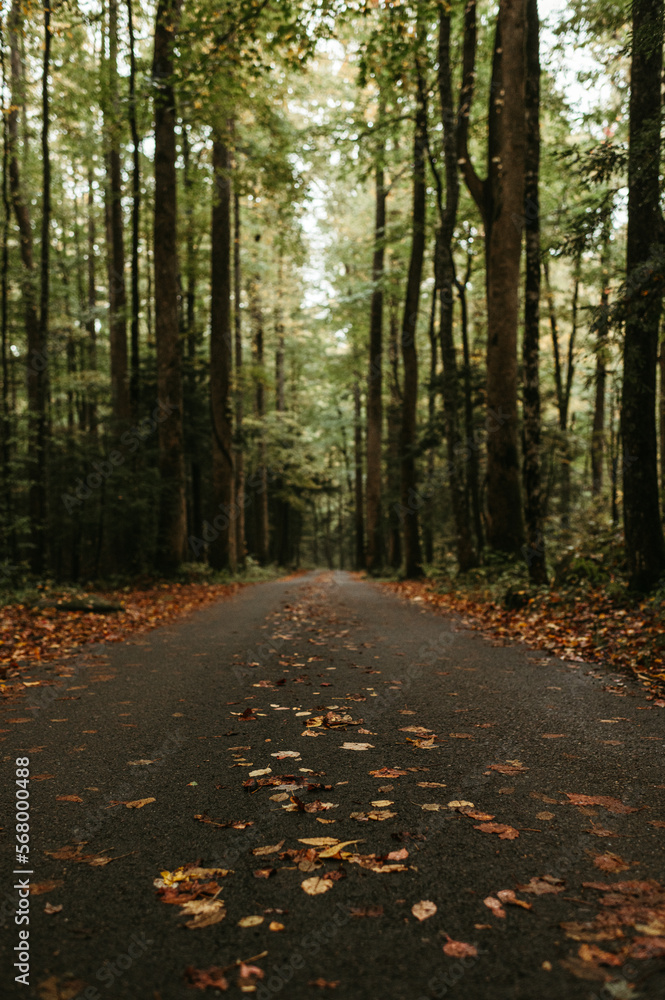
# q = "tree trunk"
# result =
<box><xmin>353</xmin><ymin>380</ymin><xmax>364</xmax><ymax>569</ymax></box>
<box><xmin>435</xmin><ymin>3</ymin><xmax>475</xmax><ymax>572</ymax></box>
<box><xmin>234</xmin><ymin>189</ymin><xmax>245</xmax><ymax>566</ymax></box>
<box><xmin>458</xmin><ymin>0</ymin><xmax>527</xmax><ymax>555</ymax></box>
<box><xmin>423</xmin><ymin>287</ymin><xmax>437</xmax><ymax>566</ymax></box>
<box><xmin>86</xmin><ymin>168</ymin><xmax>98</xmax><ymax>437</ymax></box>
<box><xmin>365</xmin><ymin>142</ymin><xmax>385</xmax><ymax>573</ymax></box>
<box><xmin>106</xmin><ymin>0</ymin><xmax>130</xmax><ymax>425</ymax></box>
<box><xmin>521</xmin><ymin>0</ymin><xmax>547</xmax><ymax>584</ymax></box>
<box><xmin>8</xmin><ymin>1</ymin><xmax>46</xmax><ymax>572</ymax></box>
<box><xmin>457</xmin><ymin>249</ymin><xmax>484</xmax><ymax>555</ymax></box>
<box><xmin>127</xmin><ymin>0</ymin><xmax>141</xmax><ymax>416</ymax></box>
<box><xmin>387</xmin><ymin>292</ymin><xmax>402</xmax><ymax>570</ymax></box>
<box><xmin>1</xmin><ymin>29</ymin><xmax>12</xmax><ymax>553</ymax></box>
<box><xmin>250</xmin><ymin>265</ymin><xmax>269</xmax><ymax>565</ymax></box>
<box><xmin>209</xmin><ymin>135</ymin><xmax>236</xmax><ymax>572</ymax></box>
<box><xmin>153</xmin><ymin>0</ymin><xmax>186</xmax><ymax>572</ymax></box>
<box><xmin>591</xmin><ymin>232</ymin><xmax>610</xmax><ymax>496</ymax></box>
<box><xmin>399</xmin><ymin>70</ymin><xmax>427</xmax><ymax>579</ymax></box>
<box><xmin>622</xmin><ymin>0</ymin><xmax>665</xmax><ymax>590</ymax></box>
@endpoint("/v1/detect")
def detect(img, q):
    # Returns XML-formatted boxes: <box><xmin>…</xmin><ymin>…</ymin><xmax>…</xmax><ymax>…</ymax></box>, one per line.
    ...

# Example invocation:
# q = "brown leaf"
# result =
<box><xmin>496</xmin><ymin>890</ymin><xmax>532</xmax><ymax>910</ymax></box>
<box><xmin>56</xmin><ymin>795</ymin><xmax>83</xmax><ymax>803</ymax></box>
<box><xmin>302</xmin><ymin>876</ymin><xmax>333</xmax><ymax>895</ymax></box>
<box><xmin>411</xmin><ymin>900</ymin><xmax>437</xmax><ymax>922</ymax></box>
<box><xmin>185</xmin><ymin>966</ymin><xmax>229</xmax><ymax>991</ymax></box>
<box><xmin>269</xmin><ymin>921</ymin><xmax>285</xmax><ymax>931</ymax></box>
<box><xmin>483</xmin><ymin>896</ymin><xmax>506</xmax><ymax>918</ymax></box>
<box><xmin>308</xmin><ymin>979</ymin><xmax>339</xmax><ymax>989</ymax></box>
<box><xmin>238</xmin><ymin>915</ymin><xmax>264</xmax><ymax>927</ymax></box>
<box><xmin>458</xmin><ymin>807</ymin><xmax>496</xmax><ymax>821</ymax></box>
<box><xmin>442</xmin><ymin>937</ymin><xmax>478</xmax><ymax>958</ymax></box>
<box><xmin>487</xmin><ymin>762</ymin><xmax>528</xmax><ymax>775</ymax></box>
<box><xmin>591</xmin><ymin>852</ymin><xmax>632</xmax><ymax>873</ymax></box>
<box><xmin>350</xmin><ymin>905</ymin><xmax>384</xmax><ymax>917</ymax></box>
<box><xmin>254</xmin><ymin>868</ymin><xmax>275</xmax><ymax>879</ymax></box>
<box><xmin>565</xmin><ymin>793</ymin><xmax>638</xmax><ymax>815</ymax></box>
<box><xmin>44</xmin><ymin>902</ymin><xmax>63</xmax><ymax>914</ymax></box>
<box><xmin>474</xmin><ymin>822</ymin><xmax>519</xmax><ymax>840</ymax></box>
<box><xmin>122</xmin><ymin>797</ymin><xmax>155</xmax><ymax>809</ymax></box>
<box><xmin>252</xmin><ymin>841</ymin><xmax>284</xmax><ymax>856</ymax></box>
<box><xmin>516</xmin><ymin>875</ymin><xmax>565</xmax><ymax>895</ymax></box>
<box><xmin>30</xmin><ymin>880</ymin><xmax>64</xmax><ymax>896</ymax></box>
<box><xmin>577</xmin><ymin>944</ymin><xmax>623</xmax><ymax>967</ymax></box>
<box><xmin>561</xmin><ymin>921</ymin><xmax>625</xmax><ymax>943</ymax></box>
<box><xmin>369</xmin><ymin>768</ymin><xmax>407</xmax><ymax>777</ymax></box>
<box><xmin>37</xmin><ymin>976</ymin><xmax>87</xmax><ymax>1000</ymax></box>
<box><xmin>536</xmin><ymin>811</ymin><xmax>555</xmax><ymax>821</ymax></box>
<box><xmin>559</xmin><ymin>957</ymin><xmax>613</xmax><ymax>982</ymax></box>
<box><xmin>179</xmin><ymin>899</ymin><xmax>226</xmax><ymax>929</ymax></box>
<box><xmin>629</xmin><ymin>936</ymin><xmax>665</xmax><ymax>959</ymax></box>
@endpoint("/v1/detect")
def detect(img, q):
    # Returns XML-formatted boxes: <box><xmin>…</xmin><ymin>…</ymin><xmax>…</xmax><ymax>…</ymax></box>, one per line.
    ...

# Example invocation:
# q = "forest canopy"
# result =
<box><xmin>1</xmin><ymin>0</ymin><xmax>664</xmax><ymax>598</ymax></box>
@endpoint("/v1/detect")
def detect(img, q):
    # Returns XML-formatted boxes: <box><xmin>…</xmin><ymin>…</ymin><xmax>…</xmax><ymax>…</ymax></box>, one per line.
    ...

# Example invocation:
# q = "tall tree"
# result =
<box><xmin>458</xmin><ymin>0</ymin><xmax>527</xmax><ymax>554</ymax></box>
<box><xmin>8</xmin><ymin>0</ymin><xmax>46</xmax><ymax>571</ymax></box>
<box><xmin>399</xmin><ymin>63</ymin><xmax>427</xmax><ymax>579</ymax></box>
<box><xmin>365</xmin><ymin>120</ymin><xmax>385</xmax><ymax>574</ymax></box>
<box><xmin>209</xmin><ymin>134</ymin><xmax>236</xmax><ymax>571</ymax></box>
<box><xmin>521</xmin><ymin>0</ymin><xmax>547</xmax><ymax>583</ymax></box>
<box><xmin>249</xmin><ymin>249</ymin><xmax>269</xmax><ymax>565</ymax></box>
<box><xmin>106</xmin><ymin>0</ymin><xmax>130</xmax><ymax>424</ymax></box>
<box><xmin>127</xmin><ymin>0</ymin><xmax>141</xmax><ymax>415</ymax></box>
<box><xmin>153</xmin><ymin>0</ymin><xmax>187</xmax><ymax>571</ymax></box>
<box><xmin>233</xmin><ymin>188</ymin><xmax>246</xmax><ymax>565</ymax></box>
<box><xmin>621</xmin><ymin>0</ymin><xmax>665</xmax><ymax>589</ymax></box>
<box><xmin>430</xmin><ymin>2</ymin><xmax>475</xmax><ymax>572</ymax></box>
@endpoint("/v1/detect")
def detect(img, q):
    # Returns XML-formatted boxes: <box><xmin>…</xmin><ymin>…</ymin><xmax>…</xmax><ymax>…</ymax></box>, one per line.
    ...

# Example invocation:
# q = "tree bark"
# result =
<box><xmin>106</xmin><ymin>0</ymin><xmax>130</xmax><ymax>425</ymax></box>
<box><xmin>592</xmin><ymin>230</ymin><xmax>610</xmax><ymax>496</ymax></box>
<box><xmin>399</xmin><ymin>69</ymin><xmax>427</xmax><ymax>579</ymax></box>
<box><xmin>434</xmin><ymin>3</ymin><xmax>475</xmax><ymax>572</ymax></box>
<box><xmin>86</xmin><ymin>168</ymin><xmax>98</xmax><ymax>437</ymax></box>
<box><xmin>153</xmin><ymin>0</ymin><xmax>186</xmax><ymax>572</ymax></box>
<box><xmin>250</xmin><ymin>262</ymin><xmax>269</xmax><ymax>565</ymax></box>
<box><xmin>521</xmin><ymin>0</ymin><xmax>547</xmax><ymax>584</ymax></box>
<box><xmin>8</xmin><ymin>0</ymin><xmax>46</xmax><ymax>572</ymax></box>
<box><xmin>386</xmin><ymin>290</ymin><xmax>402</xmax><ymax>570</ymax></box>
<box><xmin>234</xmin><ymin>189</ymin><xmax>245</xmax><ymax>566</ymax></box>
<box><xmin>458</xmin><ymin>0</ymin><xmax>527</xmax><ymax>555</ymax></box>
<box><xmin>622</xmin><ymin>0</ymin><xmax>665</xmax><ymax>590</ymax></box>
<box><xmin>353</xmin><ymin>380</ymin><xmax>365</xmax><ymax>569</ymax></box>
<box><xmin>127</xmin><ymin>0</ymin><xmax>141</xmax><ymax>416</ymax></box>
<box><xmin>365</xmin><ymin>138</ymin><xmax>385</xmax><ymax>574</ymax></box>
<box><xmin>209</xmin><ymin>135</ymin><xmax>236</xmax><ymax>571</ymax></box>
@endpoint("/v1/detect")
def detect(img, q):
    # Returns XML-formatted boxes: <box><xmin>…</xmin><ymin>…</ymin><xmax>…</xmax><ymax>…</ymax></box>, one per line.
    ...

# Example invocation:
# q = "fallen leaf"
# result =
<box><xmin>483</xmin><ymin>896</ymin><xmax>506</xmax><ymax>918</ymax></box>
<box><xmin>123</xmin><ymin>797</ymin><xmax>155</xmax><ymax>809</ymax></box>
<box><xmin>252</xmin><ymin>842</ymin><xmax>284</xmax><ymax>856</ymax></box>
<box><xmin>350</xmin><ymin>905</ymin><xmax>384</xmax><ymax>917</ymax></box>
<box><xmin>516</xmin><ymin>875</ymin><xmax>565</xmax><ymax>895</ymax></box>
<box><xmin>249</xmin><ymin>768</ymin><xmax>272</xmax><ymax>777</ymax></box>
<box><xmin>487</xmin><ymin>761</ymin><xmax>528</xmax><ymax>774</ymax></box>
<box><xmin>185</xmin><ymin>966</ymin><xmax>229</xmax><ymax>991</ymax></box>
<box><xmin>308</xmin><ymin>979</ymin><xmax>339</xmax><ymax>989</ymax></box>
<box><xmin>56</xmin><ymin>795</ymin><xmax>83</xmax><ymax>803</ymax></box>
<box><xmin>44</xmin><ymin>902</ymin><xmax>63</xmax><ymax>914</ymax></box>
<box><xmin>421</xmin><ymin>803</ymin><xmax>445</xmax><ymax>812</ymax></box>
<box><xmin>565</xmin><ymin>793</ymin><xmax>638</xmax><ymax>815</ymax></box>
<box><xmin>254</xmin><ymin>868</ymin><xmax>275</xmax><ymax>879</ymax></box>
<box><xmin>442</xmin><ymin>937</ymin><xmax>478</xmax><ymax>958</ymax></box>
<box><xmin>302</xmin><ymin>876</ymin><xmax>333</xmax><ymax>895</ymax></box>
<box><xmin>179</xmin><ymin>899</ymin><xmax>227</xmax><ymax>929</ymax></box>
<box><xmin>536</xmin><ymin>811</ymin><xmax>555</xmax><ymax>821</ymax></box>
<box><xmin>30</xmin><ymin>880</ymin><xmax>64</xmax><ymax>896</ymax></box>
<box><xmin>269</xmin><ymin>921</ymin><xmax>285</xmax><ymax>932</ymax></box>
<box><xmin>417</xmin><ymin>781</ymin><xmax>446</xmax><ymax>788</ymax></box>
<box><xmin>37</xmin><ymin>976</ymin><xmax>87</xmax><ymax>1000</ymax></box>
<box><xmin>496</xmin><ymin>890</ymin><xmax>532</xmax><ymax>910</ymax></box>
<box><xmin>341</xmin><ymin>742</ymin><xmax>374</xmax><ymax>750</ymax></box>
<box><xmin>474</xmin><ymin>822</ymin><xmax>519</xmax><ymax>840</ymax></box>
<box><xmin>411</xmin><ymin>900</ymin><xmax>437</xmax><ymax>922</ymax></box>
<box><xmin>447</xmin><ymin>800</ymin><xmax>474</xmax><ymax>809</ymax></box>
<box><xmin>350</xmin><ymin>810</ymin><xmax>397</xmax><ymax>821</ymax></box>
<box><xmin>238</xmin><ymin>915</ymin><xmax>264</xmax><ymax>927</ymax></box>
<box><xmin>318</xmin><ymin>840</ymin><xmax>362</xmax><ymax>858</ymax></box>
<box><xmin>369</xmin><ymin>768</ymin><xmax>407</xmax><ymax>777</ymax></box>
<box><xmin>629</xmin><ymin>936</ymin><xmax>665</xmax><ymax>959</ymax></box>
<box><xmin>449</xmin><ymin>733</ymin><xmax>474</xmax><ymax>740</ymax></box>
<box><xmin>237</xmin><ymin>964</ymin><xmax>264</xmax><ymax>989</ymax></box>
<box><xmin>578</xmin><ymin>944</ymin><xmax>623</xmax><ymax>966</ymax></box>
<box><xmin>371</xmin><ymin>800</ymin><xmax>394</xmax><ymax>807</ymax></box>
<box><xmin>591</xmin><ymin>852</ymin><xmax>632</xmax><ymax>873</ymax></box>
<box><xmin>271</xmin><ymin>751</ymin><xmax>301</xmax><ymax>758</ymax></box>
<box><xmin>298</xmin><ymin>837</ymin><xmax>340</xmax><ymax>847</ymax></box>
<box><xmin>458</xmin><ymin>808</ymin><xmax>495</xmax><ymax>821</ymax></box>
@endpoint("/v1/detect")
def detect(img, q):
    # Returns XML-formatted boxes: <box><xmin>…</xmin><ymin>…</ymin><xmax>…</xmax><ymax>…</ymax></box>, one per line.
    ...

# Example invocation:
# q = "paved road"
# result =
<box><xmin>1</xmin><ymin>571</ymin><xmax>664</xmax><ymax>1000</ymax></box>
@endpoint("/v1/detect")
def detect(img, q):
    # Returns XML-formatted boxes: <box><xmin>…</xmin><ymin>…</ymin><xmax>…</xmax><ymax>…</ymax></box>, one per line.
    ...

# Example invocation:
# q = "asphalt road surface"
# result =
<box><xmin>1</xmin><ymin>570</ymin><xmax>664</xmax><ymax>1000</ymax></box>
